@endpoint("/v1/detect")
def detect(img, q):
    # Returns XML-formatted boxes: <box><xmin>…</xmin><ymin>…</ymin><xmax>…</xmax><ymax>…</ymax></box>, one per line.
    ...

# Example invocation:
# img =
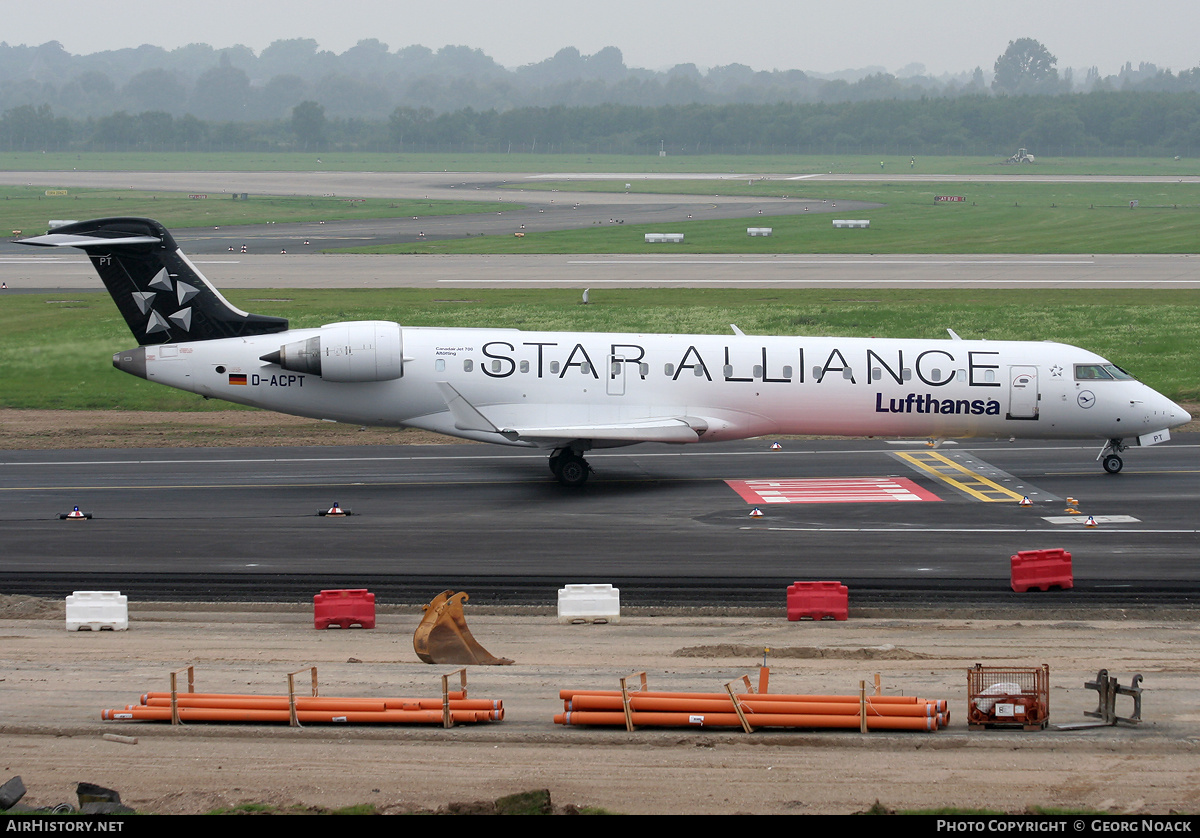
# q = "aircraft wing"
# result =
<box><xmin>435</xmin><ymin>382</ymin><xmax>706</xmax><ymax>444</ymax></box>
<box><xmin>498</xmin><ymin>417</ymin><xmax>707</xmax><ymax>444</ymax></box>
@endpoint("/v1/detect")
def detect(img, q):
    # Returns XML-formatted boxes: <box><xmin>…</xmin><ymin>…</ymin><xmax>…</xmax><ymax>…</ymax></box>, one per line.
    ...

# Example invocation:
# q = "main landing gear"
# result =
<box><xmin>549</xmin><ymin>448</ymin><xmax>591</xmax><ymax>486</ymax></box>
<box><xmin>1099</xmin><ymin>438</ymin><xmax>1126</xmax><ymax>474</ymax></box>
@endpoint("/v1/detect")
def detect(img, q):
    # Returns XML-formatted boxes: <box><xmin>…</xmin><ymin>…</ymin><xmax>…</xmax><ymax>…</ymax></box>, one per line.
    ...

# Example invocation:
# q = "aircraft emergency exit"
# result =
<box><xmin>19</xmin><ymin>218</ymin><xmax>1191</xmax><ymax>485</ymax></box>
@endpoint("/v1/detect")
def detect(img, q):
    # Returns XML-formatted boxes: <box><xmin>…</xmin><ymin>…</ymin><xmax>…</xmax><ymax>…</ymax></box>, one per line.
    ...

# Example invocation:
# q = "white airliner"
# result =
<box><xmin>20</xmin><ymin>218</ymin><xmax>1191</xmax><ymax>485</ymax></box>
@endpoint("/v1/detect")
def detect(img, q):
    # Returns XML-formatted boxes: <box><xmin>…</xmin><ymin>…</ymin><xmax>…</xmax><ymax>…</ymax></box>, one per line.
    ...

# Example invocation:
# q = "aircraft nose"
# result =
<box><xmin>1171</xmin><ymin>401</ymin><xmax>1192</xmax><ymax>427</ymax></box>
<box><xmin>1159</xmin><ymin>393</ymin><xmax>1191</xmax><ymax>428</ymax></box>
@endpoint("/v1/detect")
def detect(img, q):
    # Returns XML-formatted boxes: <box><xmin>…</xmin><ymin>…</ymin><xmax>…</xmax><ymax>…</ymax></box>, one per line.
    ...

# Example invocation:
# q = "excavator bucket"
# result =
<box><xmin>413</xmin><ymin>590</ymin><xmax>514</xmax><ymax>666</ymax></box>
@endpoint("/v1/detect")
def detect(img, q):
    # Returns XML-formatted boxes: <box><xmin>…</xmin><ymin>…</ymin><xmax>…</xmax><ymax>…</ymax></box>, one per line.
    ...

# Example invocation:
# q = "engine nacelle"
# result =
<box><xmin>261</xmin><ymin>321</ymin><xmax>402</xmax><ymax>382</ymax></box>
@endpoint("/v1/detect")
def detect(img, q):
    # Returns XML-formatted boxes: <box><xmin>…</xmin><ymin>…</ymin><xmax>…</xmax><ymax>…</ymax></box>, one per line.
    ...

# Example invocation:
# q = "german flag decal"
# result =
<box><xmin>228</xmin><ymin>373</ymin><xmax>248</xmax><ymax>385</ymax></box>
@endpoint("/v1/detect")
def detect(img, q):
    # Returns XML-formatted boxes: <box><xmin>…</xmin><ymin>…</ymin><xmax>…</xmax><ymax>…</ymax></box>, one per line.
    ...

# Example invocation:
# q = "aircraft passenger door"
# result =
<box><xmin>1008</xmin><ymin>365</ymin><xmax>1039</xmax><ymax>420</ymax></box>
<box><xmin>607</xmin><ymin>354</ymin><xmax>626</xmax><ymax>396</ymax></box>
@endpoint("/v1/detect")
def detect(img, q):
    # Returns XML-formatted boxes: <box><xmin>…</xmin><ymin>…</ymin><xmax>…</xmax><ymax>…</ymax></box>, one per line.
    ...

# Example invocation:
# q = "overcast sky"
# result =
<box><xmin>8</xmin><ymin>0</ymin><xmax>1198</xmax><ymax>77</ymax></box>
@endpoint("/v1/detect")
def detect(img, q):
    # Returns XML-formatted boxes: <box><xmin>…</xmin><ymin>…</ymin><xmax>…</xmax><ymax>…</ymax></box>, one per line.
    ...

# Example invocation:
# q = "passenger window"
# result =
<box><xmin>519</xmin><ymin>360</ymin><xmax>529</xmax><ymax>373</ymax></box>
<box><xmin>463</xmin><ymin>359</ymin><xmax>473</xmax><ymax>372</ymax></box>
<box><xmin>435</xmin><ymin>359</ymin><xmax>445</xmax><ymax>372</ymax></box>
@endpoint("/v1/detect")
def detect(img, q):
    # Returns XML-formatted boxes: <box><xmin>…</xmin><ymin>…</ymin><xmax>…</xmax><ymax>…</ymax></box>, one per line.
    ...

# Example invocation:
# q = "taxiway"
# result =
<box><xmin>1</xmin><ymin>436</ymin><xmax>1196</xmax><ymax>605</ymax></box>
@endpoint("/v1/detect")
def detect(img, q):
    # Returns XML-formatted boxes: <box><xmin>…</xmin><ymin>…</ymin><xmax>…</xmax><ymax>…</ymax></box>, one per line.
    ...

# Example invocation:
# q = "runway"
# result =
<box><xmin>2</xmin><ymin>435</ymin><xmax>1196</xmax><ymax>605</ymax></box>
<box><xmin>5</xmin><ymin>252</ymin><xmax>1200</xmax><ymax>290</ymax></box>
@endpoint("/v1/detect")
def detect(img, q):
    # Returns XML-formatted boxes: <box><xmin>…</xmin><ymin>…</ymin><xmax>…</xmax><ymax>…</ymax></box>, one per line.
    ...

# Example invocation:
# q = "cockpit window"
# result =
<box><xmin>1075</xmin><ymin>364</ymin><xmax>1135</xmax><ymax>381</ymax></box>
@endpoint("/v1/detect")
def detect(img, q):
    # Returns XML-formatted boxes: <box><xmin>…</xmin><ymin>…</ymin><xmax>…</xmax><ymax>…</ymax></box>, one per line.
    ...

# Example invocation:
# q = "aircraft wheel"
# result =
<box><xmin>555</xmin><ymin>454</ymin><xmax>590</xmax><ymax>487</ymax></box>
<box><xmin>1102</xmin><ymin>454</ymin><xmax>1124</xmax><ymax>474</ymax></box>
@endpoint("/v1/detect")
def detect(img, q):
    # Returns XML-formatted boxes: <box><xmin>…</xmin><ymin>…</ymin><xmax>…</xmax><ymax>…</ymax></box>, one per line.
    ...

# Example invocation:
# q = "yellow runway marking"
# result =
<box><xmin>893</xmin><ymin>451</ymin><xmax>1027</xmax><ymax>502</ymax></box>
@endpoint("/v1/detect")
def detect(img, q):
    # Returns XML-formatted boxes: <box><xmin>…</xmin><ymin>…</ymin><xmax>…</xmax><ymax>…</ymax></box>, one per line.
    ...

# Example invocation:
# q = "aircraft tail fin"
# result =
<box><xmin>18</xmin><ymin>217</ymin><xmax>288</xmax><ymax>345</ymax></box>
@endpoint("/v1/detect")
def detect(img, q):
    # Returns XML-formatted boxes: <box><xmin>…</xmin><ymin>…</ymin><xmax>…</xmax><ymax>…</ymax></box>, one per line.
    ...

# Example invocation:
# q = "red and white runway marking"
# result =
<box><xmin>726</xmin><ymin>477</ymin><xmax>942</xmax><ymax>505</ymax></box>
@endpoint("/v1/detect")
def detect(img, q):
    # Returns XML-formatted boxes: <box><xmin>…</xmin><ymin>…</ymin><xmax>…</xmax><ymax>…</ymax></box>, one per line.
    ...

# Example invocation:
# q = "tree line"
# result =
<box><xmin>4</xmin><ymin>37</ymin><xmax>1200</xmax><ymax>124</ymax></box>
<box><xmin>3</xmin><ymin>91</ymin><xmax>1199</xmax><ymax>157</ymax></box>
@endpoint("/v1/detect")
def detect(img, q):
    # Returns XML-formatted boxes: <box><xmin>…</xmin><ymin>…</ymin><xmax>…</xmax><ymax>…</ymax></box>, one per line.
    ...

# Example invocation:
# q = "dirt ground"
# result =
<box><xmin>1</xmin><ymin>597</ymin><xmax>1197</xmax><ymax>815</ymax></box>
<box><xmin>3</xmin><ymin>407</ymin><xmax>1198</xmax><ymax>450</ymax></box>
<box><xmin>0</xmin><ymin>409</ymin><xmax>460</xmax><ymax>449</ymax></box>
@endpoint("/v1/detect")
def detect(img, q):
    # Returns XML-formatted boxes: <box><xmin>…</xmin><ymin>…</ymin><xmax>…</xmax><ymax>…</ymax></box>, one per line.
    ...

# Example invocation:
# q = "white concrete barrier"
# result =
<box><xmin>645</xmin><ymin>233</ymin><xmax>684</xmax><ymax>243</ymax></box>
<box><xmin>557</xmin><ymin>584</ymin><xmax>621</xmax><ymax>624</ymax></box>
<box><xmin>65</xmin><ymin>591</ymin><xmax>128</xmax><ymax>631</ymax></box>
<box><xmin>832</xmin><ymin>220</ymin><xmax>870</xmax><ymax>228</ymax></box>
<box><xmin>747</xmin><ymin>227</ymin><xmax>773</xmax><ymax>236</ymax></box>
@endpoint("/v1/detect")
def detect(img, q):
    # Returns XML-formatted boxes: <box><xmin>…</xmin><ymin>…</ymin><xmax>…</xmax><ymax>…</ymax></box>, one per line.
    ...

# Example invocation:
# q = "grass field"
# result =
<box><xmin>0</xmin><ymin>185</ymin><xmax>501</xmax><ymax>237</ymax></box>
<box><xmin>345</xmin><ymin>179</ymin><xmax>1200</xmax><ymax>255</ymax></box>
<box><xmin>2</xmin><ymin>288</ymin><xmax>1196</xmax><ymax>411</ymax></box>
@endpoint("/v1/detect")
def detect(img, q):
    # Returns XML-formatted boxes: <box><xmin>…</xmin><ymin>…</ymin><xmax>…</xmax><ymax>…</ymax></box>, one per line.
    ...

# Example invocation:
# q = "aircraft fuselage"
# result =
<box><xmin>115</xmin><ymin>325</ymin><xmax>1183</xmax><ymax>449</ymax></box>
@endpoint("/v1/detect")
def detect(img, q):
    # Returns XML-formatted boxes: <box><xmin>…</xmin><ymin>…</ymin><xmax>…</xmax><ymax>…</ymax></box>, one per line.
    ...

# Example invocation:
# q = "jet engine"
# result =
<box><xmin>260</xmin><ymin>321</ymin><xmax>402</xmax><ymax>382</ymax></box>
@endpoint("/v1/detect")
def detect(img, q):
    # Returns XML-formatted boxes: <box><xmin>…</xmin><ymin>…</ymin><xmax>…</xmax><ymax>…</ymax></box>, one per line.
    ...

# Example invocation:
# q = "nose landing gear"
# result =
<box><xmin>1098</xmin><ymin>438</ymin><xmax>1126</xmax><ymax>474</ymax></box>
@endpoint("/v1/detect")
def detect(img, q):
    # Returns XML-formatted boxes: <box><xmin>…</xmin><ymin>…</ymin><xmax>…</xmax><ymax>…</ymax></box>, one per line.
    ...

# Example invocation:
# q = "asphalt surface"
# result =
<box><xmin>7</xmin><ymin>252</ymin><xmax>1200</xmax><ymax>291</ymax></box>
<box><xmin>2</xmin><ymin>435</ymin><xmax>1196</xmax><ymax>606</ymax></box>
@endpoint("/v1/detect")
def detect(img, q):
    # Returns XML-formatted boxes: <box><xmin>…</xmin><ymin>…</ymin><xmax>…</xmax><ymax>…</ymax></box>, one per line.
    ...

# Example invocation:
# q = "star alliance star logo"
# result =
<box><xmin>135</xmin><ymin>267</ymin><xmax>195</xmax><ymax>336</ymax></box>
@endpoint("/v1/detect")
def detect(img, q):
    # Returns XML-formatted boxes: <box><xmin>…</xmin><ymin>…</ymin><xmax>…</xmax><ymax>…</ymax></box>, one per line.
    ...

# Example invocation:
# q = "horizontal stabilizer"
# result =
<box><xmin>20</xmin><ymin>232</ymin><xmax>163</xmax><ymax>248</ymax></box>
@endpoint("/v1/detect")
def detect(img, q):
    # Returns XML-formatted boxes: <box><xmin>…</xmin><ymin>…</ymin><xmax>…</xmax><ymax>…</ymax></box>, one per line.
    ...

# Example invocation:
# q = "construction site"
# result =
<box><xmin>1</xmin><ymin>592</ymin><xmax>1195</xmax><ymax>816</ymax></box>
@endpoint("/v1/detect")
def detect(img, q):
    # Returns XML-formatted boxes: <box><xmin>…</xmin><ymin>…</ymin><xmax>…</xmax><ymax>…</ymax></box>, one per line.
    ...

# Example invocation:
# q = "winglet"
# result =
<box><xmin>436</xmin><ymin>382</ymin><xmax>500</xmax><ymax>433</ymax></box>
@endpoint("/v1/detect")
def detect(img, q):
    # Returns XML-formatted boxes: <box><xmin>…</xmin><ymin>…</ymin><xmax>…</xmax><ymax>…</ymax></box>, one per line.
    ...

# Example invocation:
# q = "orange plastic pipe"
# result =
<box><xmin>104</xmin><ymin>706</ymin><xmax>500</xmax><ymax>724</ymax></box>
<box><xmin>566</xmin><ymin>694</ymin><xmax>938</xmax><ymax>716</ymax></box>
<box><xmin>140</xmin><ymin>696</ymin><xmax>501</xmax><ymax>712</ymax></box>
<box><xmin>554</xmin><ymin>710</ymin><xmax>936</xmax><ymax>730</ymax></box>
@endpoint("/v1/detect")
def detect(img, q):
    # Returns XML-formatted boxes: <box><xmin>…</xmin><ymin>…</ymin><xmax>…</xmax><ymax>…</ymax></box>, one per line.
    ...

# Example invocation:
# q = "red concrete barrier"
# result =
<box><xmin>1010</xmin><ymin>549</ymin><xmax>1073</xmax><ymax>592</ymax></box>
<box><xmin>786</xmin><ymin>581</ymin><xmax>849</xmax><ymax>620</ymax></box>
<box><xmin>314</xmin><ymin>588</ymin><xmax>376</xmax><ymax>629</ymax></box>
